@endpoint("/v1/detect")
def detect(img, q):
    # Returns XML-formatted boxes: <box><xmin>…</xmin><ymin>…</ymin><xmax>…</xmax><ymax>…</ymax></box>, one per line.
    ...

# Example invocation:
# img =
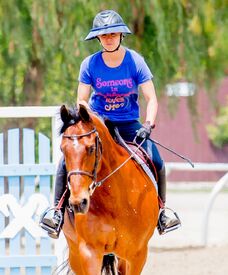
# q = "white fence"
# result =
<box><xmin>0</xmin><ymin>106</ymin><xmax>61</xmax><ymax>163</ymax></box>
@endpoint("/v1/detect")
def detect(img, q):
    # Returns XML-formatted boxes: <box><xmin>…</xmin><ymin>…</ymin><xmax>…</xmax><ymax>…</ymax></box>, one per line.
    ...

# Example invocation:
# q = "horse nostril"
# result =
<box><xmin>69</xmin><ymin>198</ymin><xmax>89</xmax><ymax>214</ymax></box>
<box><xmin>80</xmin><ymin>198</ymin><xmax>88</xmax><ymax>208</ymax></box>
<box><xmin>77</xmin><ymin>198</ymin><xmax>88</xmax><ymax>213</ymax></box>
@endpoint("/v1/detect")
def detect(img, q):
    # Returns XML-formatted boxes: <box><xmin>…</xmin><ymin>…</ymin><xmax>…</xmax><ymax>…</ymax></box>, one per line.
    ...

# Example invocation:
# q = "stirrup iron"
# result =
<box><xmin>39</xmin><ymin>207</ymin><xmax>63</xmax><ymax>237</ymax></box>
<box><xmin>157</xmin><ymin>207</ymin><xmax>181</xmax><ymax>235</ymax></box>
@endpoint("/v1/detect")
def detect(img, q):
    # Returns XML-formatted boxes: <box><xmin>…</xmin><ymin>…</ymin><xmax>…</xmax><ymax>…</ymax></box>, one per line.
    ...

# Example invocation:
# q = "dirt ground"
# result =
<box><xmin>142</xmin><ymin>245</ymin><xmax>228</xmax><ymax>275</ymax></box>
<box><xmin>141</xmin><ymin>188</ymin><xmax>228</xmax><ymax>275</ymax></box>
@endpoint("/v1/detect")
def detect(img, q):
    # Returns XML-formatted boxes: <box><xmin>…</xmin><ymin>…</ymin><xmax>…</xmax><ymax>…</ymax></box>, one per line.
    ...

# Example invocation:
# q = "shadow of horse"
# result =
<box><xmin>59</xmin><ymin>104</ymin><xmax>159</xmax><ymax>275</ymax></box>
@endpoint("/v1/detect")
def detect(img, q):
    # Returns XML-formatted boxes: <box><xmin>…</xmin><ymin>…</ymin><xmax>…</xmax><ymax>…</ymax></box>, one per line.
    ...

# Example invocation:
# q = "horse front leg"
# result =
<box><xmin>118</xmin><ymin>258</ymin><xmax>128</xmax><ymax>274</ymax></box>
<box><xmin>127</xmin><ymin>246</ymin><xmax>148</xmax><ymax>275</ymax></box>
<box><xmin>69</xmin><ymin>242</ymin><xmax>104</xmax><ymax>275</ymax></box>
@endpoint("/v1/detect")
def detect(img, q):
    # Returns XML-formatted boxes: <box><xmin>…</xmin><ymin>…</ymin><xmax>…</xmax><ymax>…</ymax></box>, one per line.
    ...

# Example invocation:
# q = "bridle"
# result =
<box><xmin>62</xmin><ymin>127</ymin><xmax>102</xmax><ymax>194</ymax></box>
<box><xmin>62</xmin><ymin>126</ymin><xmax>145</xmax><ymax>195</ymax></box>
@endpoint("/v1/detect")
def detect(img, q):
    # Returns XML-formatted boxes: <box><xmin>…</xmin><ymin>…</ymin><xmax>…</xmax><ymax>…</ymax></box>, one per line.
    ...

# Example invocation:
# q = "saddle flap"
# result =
<box><xmin>113</xmin><ymin>127</ymin><xmax>158</xmax><ymax>183</ymax></box>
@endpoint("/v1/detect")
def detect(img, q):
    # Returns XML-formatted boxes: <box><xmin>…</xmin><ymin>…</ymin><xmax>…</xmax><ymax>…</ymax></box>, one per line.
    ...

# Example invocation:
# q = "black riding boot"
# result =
<box><xmin>157</xmin><ymin>165</ymin><xmax>181</xmax><ymax>234</ymax></box>
<box><xmin>40</xmin><ymin>157</ymin><xmax>69</xmax><ymax>239</ymax></box>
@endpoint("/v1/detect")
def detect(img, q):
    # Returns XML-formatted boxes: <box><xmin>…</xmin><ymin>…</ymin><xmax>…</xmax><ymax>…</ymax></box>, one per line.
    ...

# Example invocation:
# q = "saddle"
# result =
<box><xmin>112</xmin><ymin>127</ymin><xmax>158</xmax><ymax>193</ymax></box>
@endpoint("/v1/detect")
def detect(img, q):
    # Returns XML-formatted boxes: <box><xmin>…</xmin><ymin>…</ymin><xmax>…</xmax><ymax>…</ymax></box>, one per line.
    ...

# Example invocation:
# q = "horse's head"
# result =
<box><xmin>60</xmin><ymin>104</ymin><xmax>102</xmax><ymax>214</ymax></box>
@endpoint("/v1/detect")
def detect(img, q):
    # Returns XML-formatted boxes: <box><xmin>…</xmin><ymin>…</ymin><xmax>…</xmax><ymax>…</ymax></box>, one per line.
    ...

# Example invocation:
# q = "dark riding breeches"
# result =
<box><xmin>111</xmin><ymin>120</ymin><xmax>164</xmax><ymax>171</ymax></box>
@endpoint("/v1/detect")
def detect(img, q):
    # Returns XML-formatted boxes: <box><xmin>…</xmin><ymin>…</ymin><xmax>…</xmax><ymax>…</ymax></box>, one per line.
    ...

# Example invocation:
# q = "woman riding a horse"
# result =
<box><xmin>40</xmin><ymin>9</ymin><xmax>181</xmax><ymax>274</ymax></box>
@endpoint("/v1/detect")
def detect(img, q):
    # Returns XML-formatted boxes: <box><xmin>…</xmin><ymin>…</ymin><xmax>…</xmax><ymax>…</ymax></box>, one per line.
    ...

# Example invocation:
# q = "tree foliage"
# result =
<box><xmin>0</xmin><ymin>0</ymin><xmax>227</xmax><ymax>137</ymax></box>
<box><xmin>1</xmin><ymin>0</ymin><xmax>227</xmax><ymax>105</ymax></box>
<box><xmin>207</xmin><ymin>99</ymin><xmax>228</xmax><ymax>148</ymax></box>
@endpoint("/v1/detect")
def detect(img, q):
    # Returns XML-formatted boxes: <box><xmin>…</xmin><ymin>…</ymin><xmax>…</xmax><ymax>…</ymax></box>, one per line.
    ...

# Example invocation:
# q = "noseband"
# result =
<box><xmin>62</xmin><ymin>128</ymin><xmax>102</xmax><ymax>194</ymax></box>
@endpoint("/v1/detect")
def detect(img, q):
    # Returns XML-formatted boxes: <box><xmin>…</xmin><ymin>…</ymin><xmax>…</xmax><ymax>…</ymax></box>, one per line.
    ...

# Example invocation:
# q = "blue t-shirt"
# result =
<box><xmin>78</xmin><ymin>48</ymin><xmax>153</xmax><ymax>121</ymax></box>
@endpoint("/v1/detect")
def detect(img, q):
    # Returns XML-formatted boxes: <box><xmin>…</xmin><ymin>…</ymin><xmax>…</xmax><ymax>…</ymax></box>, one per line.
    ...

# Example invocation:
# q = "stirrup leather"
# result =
<box><xmin>157</xmin><ymin>207</ymin><xmax>181</xmax><ymax>235</ymax></box>
<box><xmin>39</xmin><ymin>207</ymin><xmax>63</xmax><ymax>236</ymax></box>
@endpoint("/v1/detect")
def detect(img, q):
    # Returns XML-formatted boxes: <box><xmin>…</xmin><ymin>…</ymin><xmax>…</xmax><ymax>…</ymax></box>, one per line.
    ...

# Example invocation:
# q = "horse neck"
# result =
<box><xmin>92</xmin><ymin>116</ymin><xmax>124</xmax><ymax>162</ymax></box>
<box><xmin>92</xmin><ymin>116</ymin><xmax>130</xmax><ymax>183</ymax></box>
<box><xmin>98</xmin><ymin>126</ymin><xmax>126</xmax><ymax>174</ymax></box>
<box><xmin>92</xmin><ymin>134</ymin><xmax>134</xmax><ymax>214</ymax></box>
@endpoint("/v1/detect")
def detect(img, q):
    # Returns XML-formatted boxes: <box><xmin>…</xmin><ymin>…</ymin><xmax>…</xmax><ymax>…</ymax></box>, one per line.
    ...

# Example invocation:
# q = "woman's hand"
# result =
<box><xmin>136</xmin><ymin>121</ymin><xmax>155</xmax><ymax>139</ymax></box>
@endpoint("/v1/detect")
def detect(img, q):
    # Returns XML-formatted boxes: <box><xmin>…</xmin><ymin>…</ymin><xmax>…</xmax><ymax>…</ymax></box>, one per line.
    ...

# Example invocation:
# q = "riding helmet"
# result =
<box><xmin>85</xmin><ymin>10</ymin><xmax>132</xmax><ymax>41</ymax></box>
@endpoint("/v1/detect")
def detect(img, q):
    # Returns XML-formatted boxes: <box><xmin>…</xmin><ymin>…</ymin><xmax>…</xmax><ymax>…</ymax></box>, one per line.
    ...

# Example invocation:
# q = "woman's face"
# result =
<box><xmin>98</xmin><ymin>32</ymin><xmax>121</xmax><ymax>51</ymax></box>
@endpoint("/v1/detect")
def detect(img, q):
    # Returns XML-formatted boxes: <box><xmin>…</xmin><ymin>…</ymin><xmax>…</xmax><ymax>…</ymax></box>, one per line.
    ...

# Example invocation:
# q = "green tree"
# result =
<box><xmin>1</xmin><ymin>0</ymin><xmax>227</xmax><ymax>104</ymax></box>
<box><xmin>207</xmin><ymin>99</ymin><xmax>228</xmax><ymax>148</ymax></box>
<box><xmin>0</xmin><ymin>0</ymin><xmax>227</xmax><ymax>132</ymax></box>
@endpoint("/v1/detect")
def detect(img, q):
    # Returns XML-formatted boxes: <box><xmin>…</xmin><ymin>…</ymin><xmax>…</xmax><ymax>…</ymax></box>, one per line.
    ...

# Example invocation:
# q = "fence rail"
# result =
<box><xmin>166</xmin><ymin>162</ymin><xmax>228</xmax><ymax>173</ymax></box>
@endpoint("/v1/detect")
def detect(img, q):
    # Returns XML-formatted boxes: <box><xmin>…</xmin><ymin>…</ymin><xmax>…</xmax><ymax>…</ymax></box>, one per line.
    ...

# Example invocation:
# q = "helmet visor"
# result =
<box><xmin>85</xmin><ymin>24</ymin><xmax>131</xmax><ymax>41</ymax></box>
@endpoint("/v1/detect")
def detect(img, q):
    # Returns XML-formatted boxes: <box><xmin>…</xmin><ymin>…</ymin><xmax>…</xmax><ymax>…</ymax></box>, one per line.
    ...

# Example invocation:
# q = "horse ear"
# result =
<box><xmin>79</xmin><ymin>104</ymin><xmax>91</xmax><ymax>122</ymax></box>
<box><xmin>60</xmin><ymin>105</ymin><xmax>71</xmax><ymax>123</ymax></box>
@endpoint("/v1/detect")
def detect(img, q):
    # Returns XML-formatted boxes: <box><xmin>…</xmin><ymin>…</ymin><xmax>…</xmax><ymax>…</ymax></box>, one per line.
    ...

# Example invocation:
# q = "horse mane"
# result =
<box><xmin>104</xmin><ymin>119</ymin><xmax>116</xmax><ymax>139</ymax></box>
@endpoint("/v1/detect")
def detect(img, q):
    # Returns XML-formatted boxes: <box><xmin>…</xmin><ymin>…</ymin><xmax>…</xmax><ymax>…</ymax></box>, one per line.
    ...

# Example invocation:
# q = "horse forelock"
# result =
<box><xmin>59</xmin><ymin>107</ymin><xmax>81</xmax><ymax>135</ymax></box>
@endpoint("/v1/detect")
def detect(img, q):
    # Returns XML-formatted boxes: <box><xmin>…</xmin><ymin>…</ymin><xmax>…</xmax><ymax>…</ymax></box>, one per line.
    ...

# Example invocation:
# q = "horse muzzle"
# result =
<box><xmin>69</xmin><ymin>197</ymin><xmax>89</xmax><ymax>214</ymax></box>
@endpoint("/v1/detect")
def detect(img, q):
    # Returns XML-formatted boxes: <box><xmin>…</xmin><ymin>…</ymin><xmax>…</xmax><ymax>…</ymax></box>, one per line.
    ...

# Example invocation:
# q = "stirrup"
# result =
<box><xmin>157</xmin><ymin>207</ymin><xmax>181</xmax><ymax>235</ymax></box>
<box><xmin>39</xmin><ymin>207</ymin><xmax>63</xmax><ymax>238</ymax></box>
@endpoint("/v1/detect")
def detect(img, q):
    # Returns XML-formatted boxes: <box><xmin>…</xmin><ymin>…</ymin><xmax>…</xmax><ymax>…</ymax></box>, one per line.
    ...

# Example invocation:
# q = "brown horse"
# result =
<box><xmin>59</xmin><ymin>104</ymin><xmax>159</xmax><ymax>275</ymax></box>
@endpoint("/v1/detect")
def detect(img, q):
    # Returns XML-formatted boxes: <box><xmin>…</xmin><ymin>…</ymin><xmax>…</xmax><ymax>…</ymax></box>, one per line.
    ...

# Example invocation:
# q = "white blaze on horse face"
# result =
<box><xmin>73</xmin><ymin>137</ymin><xmax>78</xmax><ymax>147</ymax></box>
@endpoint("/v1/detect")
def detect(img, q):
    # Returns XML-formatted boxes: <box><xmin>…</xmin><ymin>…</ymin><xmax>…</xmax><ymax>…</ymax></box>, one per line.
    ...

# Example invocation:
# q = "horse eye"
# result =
<box><xmin>87</xmin><ymin>145</ymin><xmax>95</xmax><ymax>155</ymax></box>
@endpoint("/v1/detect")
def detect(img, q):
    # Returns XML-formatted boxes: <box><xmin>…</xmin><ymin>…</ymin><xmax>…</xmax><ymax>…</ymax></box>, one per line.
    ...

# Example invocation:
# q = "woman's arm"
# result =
<box><xmin>140</xmin><ymin>80</ymin><xmax>158</xmax><ymax>126</ymax></box>
<box><xmin>76</xmin><ymin>82</ymin><xmax>91</xmax><ymax>108</ymax></box>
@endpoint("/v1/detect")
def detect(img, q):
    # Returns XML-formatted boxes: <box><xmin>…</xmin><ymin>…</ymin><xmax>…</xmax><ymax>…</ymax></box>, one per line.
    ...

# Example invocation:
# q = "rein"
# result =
<box><xmin>63</xmin><ymin>127</ymin><xmax>145</xmax><ymax>196</ymax></box>
<box><xmin>89</xmin><ymin>138</ymin><xmax>145</xmax><ymax>195</ymax></box>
